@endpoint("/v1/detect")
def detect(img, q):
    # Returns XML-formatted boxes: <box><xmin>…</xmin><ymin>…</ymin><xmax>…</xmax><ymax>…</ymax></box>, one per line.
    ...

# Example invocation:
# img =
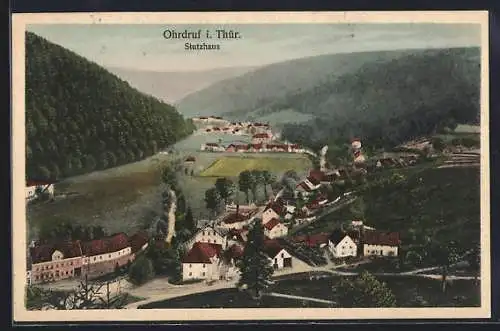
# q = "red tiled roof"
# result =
<box><xmin>266</xmin><ymin>201</ymin><xmax>286</xmax><ymax>216</ymax></box>
<box><xmin>362</xmin><ymin>231</ymin><xmax>400</xmax><ymax>246</ymax></box>
<box><xmin>292</xmin><ymin>233</ymin><xmax>330</xmax><ymax>247</ymax></box>
<box><xmin>223</xmin><ymin>212</ymin><xmax>248</xmax><ymax>224</ymax></box>
<box><xmin>30</xmin><ymin>241</ymin><xmax>83</xmax><ymax>264</ymax></box>
<box><xmin>182</xmin><ymin>242</ymin><xmax>222</xmax><ymax>264</ymax></box>
<box><xmin>296</xmin><ymin>182</ymin><xmax>312</xmax><ymax>192</ymax></box>
<box><xmin>306</xmin><ymin>176</ymin><xmax>321</xmax><ymax>186</ymax></box>
<box><xmin>262</xmin><ymin>240</ymin><xmax>285</xmax><ymax>258</ymax></box>
<box><xmin>309</xmin><ymin>170</ymin><xmax>326</xmax><ymax>182</ymax></box>
<box><xmin>251</xmin><ymin>143</ymin><xmax>263</xmax><ymax>150</ymax></box>
<box><xmin>264</xmin><ymin>218</ymin><xmax>282</xmax><ymax>230</ymax></box>
<box><xmin>253</xmin><ymin>133</ymin><xmax>270</xmax><ymax>139</ymax></box>
<box><xmin>82</xmin><ymin>233</ymin><xmax>130</xmax><ymax>257</ymax></box>
<box><xmin>26</xmin><ymin>180</ymin><xmax>55</xmax><ymax>187</ymax></box>
<box><xmin>129</xmin><ymin>231</ymin><xmax>149</xmax><ymax>253</ymax></box>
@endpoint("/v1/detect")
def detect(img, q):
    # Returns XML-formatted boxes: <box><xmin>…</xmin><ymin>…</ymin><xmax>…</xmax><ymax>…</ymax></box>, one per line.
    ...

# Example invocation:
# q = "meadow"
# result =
<box><xmin>198</xmin><ymin>154</ymin><xmax>312</xmax><ymax>177</ymax></box>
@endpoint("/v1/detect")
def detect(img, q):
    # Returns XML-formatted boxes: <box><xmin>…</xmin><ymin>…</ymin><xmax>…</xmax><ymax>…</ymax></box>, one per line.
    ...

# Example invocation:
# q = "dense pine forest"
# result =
<box><xmin>280</xmin><ymin>48</ymin><xmax>480</xmax><ymax>151</ymax></box>
<box><xmin>25</xmin><ymin>32</ymin><xmax>195</xmax><ymax>181</ymax></box>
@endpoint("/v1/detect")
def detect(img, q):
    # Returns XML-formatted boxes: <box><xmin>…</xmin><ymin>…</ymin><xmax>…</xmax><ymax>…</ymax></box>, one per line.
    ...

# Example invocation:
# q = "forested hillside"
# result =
<box><xmin>176</xmin><ymin>50</ymin><xmax>412</xmax><ymax>118</ymax></box>
<box><xmin>25</xmin><ymin>32</ymin><xmax>195</xmax><ymax>181</ymax></box>
<box><xmin>279</xmin><ymin>47</ymin><xmax>480</xmax><ymax>150</ymax></box>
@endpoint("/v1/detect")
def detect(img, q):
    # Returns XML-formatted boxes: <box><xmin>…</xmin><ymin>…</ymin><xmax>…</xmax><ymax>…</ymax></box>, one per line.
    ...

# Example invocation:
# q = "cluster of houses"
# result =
<box><xmin>289</xmin><ymin>220</ymin><xmax>400</xmax><ymax>259</ymax></box>
<box><xmin>194</xmin><ymin>116</ymin><xmax>274</xmax><ymax>138</ymax></box>
<box><xmin>200</xmin><ymin>140</ymin><xmax>305</xmax><ymax>154</ymax></box>
<box><xmin>179</xmin><ymin>199</ymin><xmax>299</xmax><ymax>282</ymax></box>
<box><xmin>27</xmin><ymin>231</ymin><xmax>149</xmax><ymax>285</ymax></box>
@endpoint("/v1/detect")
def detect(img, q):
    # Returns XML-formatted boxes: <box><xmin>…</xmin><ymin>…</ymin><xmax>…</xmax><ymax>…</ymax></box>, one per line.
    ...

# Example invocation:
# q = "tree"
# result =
<box><xmin>333</xmin><ymin>271</ymin><xmax>397</xmax><ymax>307</ymax></box>
<box><xmin>184</xmin><ymin>206</ymin><xmax>196</xmax><ymax>233</ymax></box>
<box><xmin>204</xmin><ymin>187</ymin><xmax>222</xmax><ymax>219</ymax></box>
<box><xmin>161</xmin><ymin>165</ymin><xmax>178</xmax><ymax>189</ymax></box>
<box><xmin>238</xmin><ymin>170</ymin><xmax>252</xmax><ymax>203</ymax></box>
<box><xmin>237</xmin><ymin>221</ymin><xmax>275</xmax><ymax>300</ymax></box>
<box><xmin>261</xmin><ymin>170</ymin><xmax>275</xmax><ymax>199</ymax></box>
<box><xmin>214</xmin><ymin>177</ymin><xmax>235</xmax><ymax>206</ymax></box>
<box><xmin>431</xmin><ymin>137</ymin><xmax>446</xmax><ymax>152</ymax></box>
<box><xmin>427</xmin><ymin>241</ymin><xmax>461</xmax><ymax>293</ymax></box>
<box><xmin>128</xmin><ymin>255</ymin><xmax>155</xmax><ymax>285</ymax></box>
<box><xmin>249</xmin><ymin>170</ymin><xmax>262</xmax><ymax>202</ymax></box>
<box><xmin>349</xmin><ymin>197</ymin><xmax>366</xmax><ymax>221</ymax></box>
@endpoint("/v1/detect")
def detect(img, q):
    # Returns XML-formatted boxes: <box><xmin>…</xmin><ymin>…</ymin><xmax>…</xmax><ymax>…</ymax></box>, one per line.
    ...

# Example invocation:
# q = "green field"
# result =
<box><xmin>199</xmin><ymin>155</ymin><xmax>312</xmax><ymax>177</ymax></box>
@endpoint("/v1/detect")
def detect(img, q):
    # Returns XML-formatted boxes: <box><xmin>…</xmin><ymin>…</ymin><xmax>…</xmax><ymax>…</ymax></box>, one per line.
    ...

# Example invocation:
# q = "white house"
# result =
<box><xmin>252</xmin><ymin>133</ymin><xmax>273</xmax><ymax>144</ymax></box>
<box><xmin>26</xmin><ymin>180</ymin><xmax>55</xmax><ymax>201</ymax></box>
<box><xmin>328</xmin><ymin>229</ymin><xmax>358</xmax><ymax>258</ymax></box>
<box><xmin>362</xmin><ymin>231</ymin><xmax>400</xmax><ymax>257</ymax></box>
<box><xmin>184</xmin><ymin>225</ymin><xmax>228</xmax><ymax>251</ymax></box>
<box><xmin>201</xmin><ymin>143</ymin><xmax>226</xmax><ymax>152</ymax></box>
<box><xmin>261</xmin><ymin>207</ymin><xmax>281</xmax><ymax>225</ymax></box>
<box><xmin>263</xmin><ymin>241</ymin><xmax>293</xmax><ymax>270</ymax></box>
<box><xmin>182</xmin><ymin>242</ymin><xmax>222</xmax><ymax>281</ymax></box>
<box><xmin>81</xmin><ymin>233</ymin><xmax>132</xmax><ymax>265</ymax></box>
<box><xmin>263</xmin><ymin>218</ymin><xmax>288</xmax><ymax>239</ymax></box>
<box><xmin>295</xmin><ymin>176</ymin><xmax>321</xmax><ymax>198</ymax></box>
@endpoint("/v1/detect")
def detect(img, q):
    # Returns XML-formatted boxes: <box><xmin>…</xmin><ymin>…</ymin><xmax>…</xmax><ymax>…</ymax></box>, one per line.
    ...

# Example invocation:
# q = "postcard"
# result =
<box><xmin>11</xmin><ymin>11</ymin><xmax>490</xmax><ymax>322</ymax></box>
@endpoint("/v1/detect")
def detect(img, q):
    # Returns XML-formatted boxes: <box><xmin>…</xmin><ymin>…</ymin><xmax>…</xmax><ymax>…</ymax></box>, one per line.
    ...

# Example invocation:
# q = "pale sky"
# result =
<box><xmin>27</xmin><ymin>23</ymin><xmax>481</xmax><ymax>72</ymax></box>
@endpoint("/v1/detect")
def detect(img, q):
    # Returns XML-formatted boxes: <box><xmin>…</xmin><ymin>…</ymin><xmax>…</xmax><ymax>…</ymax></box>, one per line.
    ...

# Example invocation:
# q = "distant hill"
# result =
<box><xmin>177</xmin><ymin>47</ymin><xmax>480</xmax><ymax>149</ymax></box>
<box><xmin>26</xmin><ymin>32</ymin><xmax>195</xmax><ymax>181</ymax></box>
<box><xmin>108</xmin><ymin>65</ymin><xmax>257</xmax><ymax>103</ymax></box>
<box><xmin>176</xmin><ymin>50</ymin><xmax>423</xmax><ymax>119</ymax></box>
<box><xmin>281</xmin><ymin>47</ymin><xmax>480</xmax><ymax>149</ymax></box>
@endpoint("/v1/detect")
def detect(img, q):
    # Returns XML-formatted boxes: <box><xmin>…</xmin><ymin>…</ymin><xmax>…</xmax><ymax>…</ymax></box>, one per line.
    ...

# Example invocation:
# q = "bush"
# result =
<box><xmin>128</xmin><ymin>256</ymin><xmax>155</xmax><ymax>286</ymax></box>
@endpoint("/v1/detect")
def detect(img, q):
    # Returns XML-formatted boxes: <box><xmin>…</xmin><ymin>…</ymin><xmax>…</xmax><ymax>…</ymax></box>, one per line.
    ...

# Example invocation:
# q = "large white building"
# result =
<box><xmin>328</xmin><ymin>229</ymin><xmax>358</xmax><ymax>258</ymax></box>
<box><xmin>263</xmin><ymin>218</ymin><xmax>288</xmax><ymax>239</ymax></box>
<box><xmin>362</xmin><ymin>231</ymin><xmax>400</xmax><ymax>257</ymax></box>
<box><xmin>182</xmin><ymin>242</ymin><xmax>223</xmax><ymax>281</ymax></box>
<box><xmin>184</xmin><ymin>225</ymin><xmax>228</xmax><ymax>251</ymax></box>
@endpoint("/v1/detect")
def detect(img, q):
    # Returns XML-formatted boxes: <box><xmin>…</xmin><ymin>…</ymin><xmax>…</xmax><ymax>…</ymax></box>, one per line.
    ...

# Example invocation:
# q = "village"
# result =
<box><xmin>24</xmin><ymin>118</ymin><xmax>481</xmax><ymax>309</ymax></box>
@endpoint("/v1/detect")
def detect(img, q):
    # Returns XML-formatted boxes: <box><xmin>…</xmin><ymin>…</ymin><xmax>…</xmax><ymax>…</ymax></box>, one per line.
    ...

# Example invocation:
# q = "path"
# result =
<box><xmin>124</xmin><ymin>278</ymin><xmax>238</xmax><ymax>309</ymax></box>
<box><xmin>267</xmin><ymin>292</ymin><xmax>335</xmax><ymax>305</ymax></box>
<box><xmin>165</xmin><ymin>188</ymin><xmax>177</xmax><ymax>244</ymax></box>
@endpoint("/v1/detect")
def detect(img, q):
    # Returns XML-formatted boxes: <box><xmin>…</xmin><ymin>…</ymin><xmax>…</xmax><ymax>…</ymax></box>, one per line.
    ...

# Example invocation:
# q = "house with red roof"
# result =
<box><xmin>262</xmin><ymin>240</ymin><xmax>293</xmax><ymax>270</ymax></box>
<box><xmin>328</xmin><ymin>228</ymin><xmax>358</xmax><ymax>258</ymax></box>
<box><xmin>184</xmin><ymin>225</ymin><xmax>228</xmax><ymax>251</ymax></box>
<box><xmin>80</xmin><ymin>233</ymin><xmax>133</xmax><ymax>278</ymax></box>
<box><xmin>29</xmin><ymin>240</ymin><xmax>84</xmax><ymax>284</ymax></box>
<box><xmin>182</xmin><ymin>242</ymin><xmax>223</xmax><ymax>281</ymax></box>
<box><xmin>129</xmin><ymin>231</ymin><xmax>150</xmax><ymax>254</ymax></box>
<box><xmin>291</xmin><ymin>233</ymin><xmax>330</xmax><ymax>248</ymax></box>
<box><xmin>252</xmin><ymin>132</ymin><xmax>273</xmax><ymax>144</ymax></box>
<box><xmin>26</xmin><ymin>180</ymin><xmax>56</xmax><ymax>201</ymax></box>
<box><xmin>295</xmin><ymin>175</ymin><xmax>321</xmax><ymax>198</ymax></box>
<box><xmin>219</xmin><ymin>211</ymin><xmax>254</xmax><ymax>230</ymax></box>
<box><xmin>263</xmin><ymin>218</ymin><xmax>288</xmax><ymax>239</ymax></box>
<box><xmin>362</xmin><ymin>231</ymin><xmax>400</xmax><ymax>257</ymax></box>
